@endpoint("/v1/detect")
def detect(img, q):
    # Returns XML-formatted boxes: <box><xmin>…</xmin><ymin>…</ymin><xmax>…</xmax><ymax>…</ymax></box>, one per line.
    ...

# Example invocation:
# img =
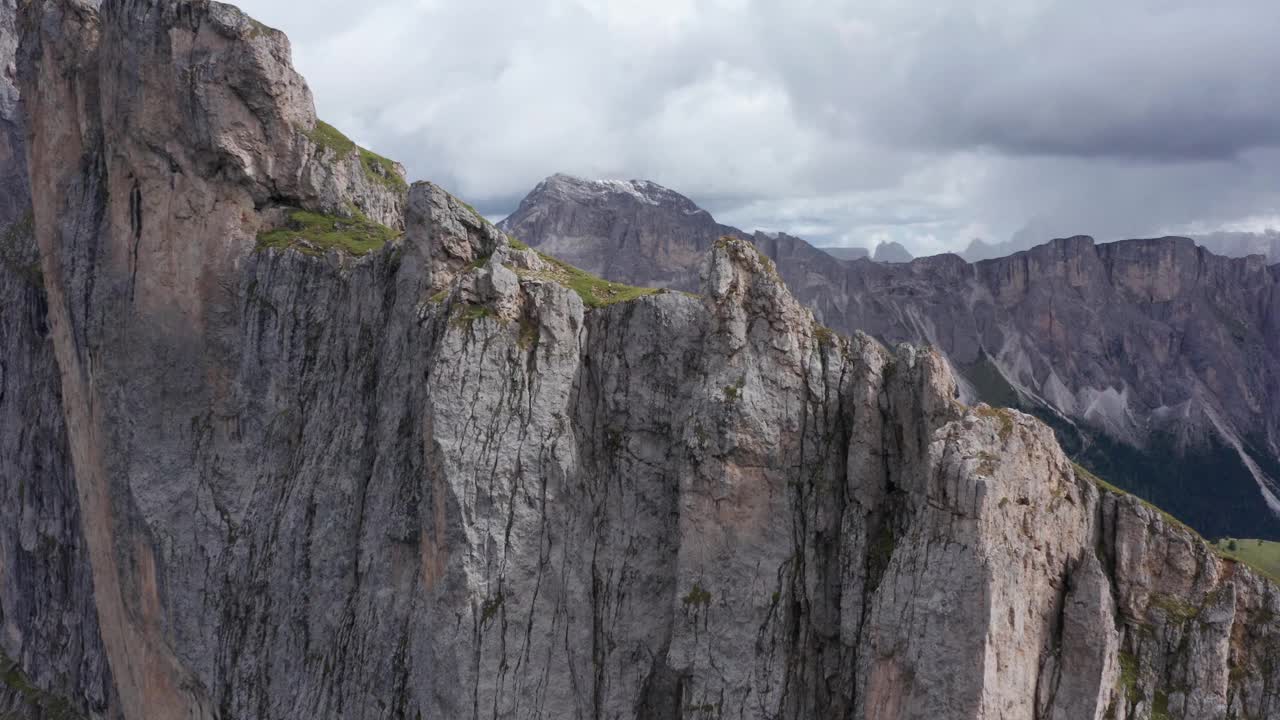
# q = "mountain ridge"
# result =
<box><xmin>502</xmin><ymin>174</ymin><xmax>1280</xmax><ymax>541</ymax></box>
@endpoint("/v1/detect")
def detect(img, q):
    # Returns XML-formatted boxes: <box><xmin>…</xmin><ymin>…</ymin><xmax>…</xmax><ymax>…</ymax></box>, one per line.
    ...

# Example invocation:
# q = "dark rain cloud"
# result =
<box><xmin>858</xmin><ymin>0</ymin><xmax>1280</xmax><ymax>162</ymax></box>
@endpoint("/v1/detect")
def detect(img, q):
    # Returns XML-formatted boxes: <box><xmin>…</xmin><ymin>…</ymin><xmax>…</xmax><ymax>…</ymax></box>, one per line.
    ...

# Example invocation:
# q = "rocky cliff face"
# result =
<box><xmin>819</xmin><ymin>246</ymin><xmax>871</xmax><ymax>262</ymax></box>
<box><xmin>501</xmin><ymin>177</ymin><xmax>1280</xmax><ymax>542</ymax></box>
<box><xmin>0</xmin><ymin>0</ymin><xmax>113</xmax><ymax>717</ymax></box>
<box><xmin>4</xmin><ymin>2</ymin><xmax>1279</xmax><ymax>719</ymax></box>
<box><xmin>497</xmin><ymin>174</ymin><xmax>730</xmax><ymax>288</ymax></box>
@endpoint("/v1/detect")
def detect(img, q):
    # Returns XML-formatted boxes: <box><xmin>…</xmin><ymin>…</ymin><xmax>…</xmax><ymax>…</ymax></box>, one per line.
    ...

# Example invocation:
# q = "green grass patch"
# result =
<box><xmin>1117</xmin><ymin>651</ymin><xmax>1139</xmax><ymax>703</ymax></box>
<box><xmin>256</xmin><ymin>209</ymin><xmax>400</xmax><ymax>257</ymax></box>
<box><xmin>813</xmin><ymin>324</ymin><xmax>838</xmax><ymax>345</ymax></box>
<box><xmin>507</xmin><ymin>235</ymin><xmax>530</xmax><ymax>251</ymax></box>
<box><xmin>1152</xmin><ymin>690</ymin><xmax>1170</xmax><ymax>720</ymax></box>
<box><xmin>682</xmin><ymin>583</ymin><xmax>713</xmax><ymax>608</ymax></box>
<box><xmin>722</xmin><ymin>377</ymin><xmax>746</xmax><ymax>403</ymax></box>
<box><xmin>1211</xmin><ymin>538</ymin><xmax>1280</xmax><ymax>584</ymax></box>
<box><xmin>358</xmin><ymin>147</ymin><xmax>407</xmax><ymax>191</ymax></box>
<box><xmin>307</xmin><ymin>120</ymin><xmax>357</xmax><ymax>157</ymax></box>
<box><xmin>480</xmin><ymin>591</ymin><xmax>504</xmax><ymax>625</ymax></box>
<box><xmin>247</xmin><ymin>18</ymin><xmax>277</xmax><ymax>38</ymax></box>
<box><xmin>1</xmin><ymin>652</ymin><xmax>84</xmax><ymax>720</ymax></box>
<box><xmin>451</xmin><ymin>303</ymin><xmax>496</xmax><ymax>328</ymax></box>
<box><xmin>515</xmin><ymin>252</ymin><xmax>660</xmax><ymax>308</ymax></box>
<box><xmin>307</xmin><ymin>120</ymin><xmax>407</xmax><ymax>191</ymax></box>
<box><xmin>975</xmin><ymin>405</ymin><xmax>1015</xmax><ymax>442</ymax></box>
<box><xmin>518</xmin><ymin>316</ymin><xmax>539</xmax><ymax>349</ymax></box>
<box><xmin>1150</xmin><ymin>592</ymin><xmax>1199</xmax><ymax>623</ymax></box>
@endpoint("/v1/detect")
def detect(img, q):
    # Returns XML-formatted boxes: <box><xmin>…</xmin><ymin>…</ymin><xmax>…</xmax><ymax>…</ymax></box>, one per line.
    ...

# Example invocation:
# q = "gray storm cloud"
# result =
<box><xmin>237</xmin><ymin>0</ymin><xmax>1280</xmax><ymax>255</ymax></box>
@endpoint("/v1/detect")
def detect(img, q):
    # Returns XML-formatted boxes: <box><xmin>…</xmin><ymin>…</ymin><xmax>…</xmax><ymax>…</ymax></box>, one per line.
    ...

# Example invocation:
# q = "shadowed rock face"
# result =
<box><xmin>818</xmin><ymin>246</ymin><xmax>871</xmax><ymax>262</ymax></box>
<box><xmin>502</xmin><ymin>177</ymin><xmax>1280</xmax><ymax>541</ymax></box>
<box><xmin>3</xmin><ymin>2</ymin><xmax>1280</xmax><ymax>720</ymax></box>
<box><xmin>0</xmin><ymin>0</ymin><xmax>113</xmax><ymax>717</ymax></box>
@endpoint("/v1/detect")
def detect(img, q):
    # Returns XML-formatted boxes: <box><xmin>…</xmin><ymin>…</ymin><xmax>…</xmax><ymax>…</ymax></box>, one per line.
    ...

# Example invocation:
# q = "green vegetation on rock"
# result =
<box><xmin>307</xmin><ymin>120</ymin><xmax>407</xmax><ymax>191</ymax></box>
<box><xmin>976</xmin><ymin>405</ymin><xmax>1015</xmax><ymax>442</ymax></box>
<box><xmin>1152</xmin><ymin>690</ymin><xmax>1171</xmax><ymax>720</ymax></box>
<box><xmin>256</xmin><ymin>209</ymin><xmax>400</xmax><ymax>257</ymax></box>
<box><xmin>1150</xmin><ymin>592</ymin><xmax>1199</xmax><ymax>623</ymax></box>
<box><xmin>1117</xmin><ymin>651</ymin><xmax>1139</xmax><ymax>702</ymax></box>
<box><xmin>714</xmin><ymin>235</ymin><xmax>779</xmax><ymax>277</ymax></box>
<box><xmin>451</xmin><ymin>303</ymin><xmax>496</xmax><ymax>328</ymax></box>
<box><xmin>722</xmin><ymin>377</ymin><xmax>746</xmax><ymax>403</ymax></box>
<box><xmin>514</xmin><ymin>251</ymin><xmax>660</xmax><ymax>308</ymax></box>
<box><xmin>1212</xmin><ymin>538</ymin><xmax>1280</xmax><ymax>583</ymax></box>
<box><xmin>812</xmin><ymin>323</ymin><xmax>839</xmax><ymax>346</ymax></box>
<box><xmin>246</xmin><ymin>17</ymin><xmax>277</xmax><ymax>38</ymax></box>
<box><xmin>307</xmin><ymin>120</ymin><xmax>357</xmax><ymax>158</ymax></box>
<box><xmin>1</xmin><ymin>652</ymin><xmax>84</xmax><ymax>720</ymax></box>
<box><xmin>682</xmin><ymin>583</ymin><xmax>712</xmax><ymax>608</ymax></box>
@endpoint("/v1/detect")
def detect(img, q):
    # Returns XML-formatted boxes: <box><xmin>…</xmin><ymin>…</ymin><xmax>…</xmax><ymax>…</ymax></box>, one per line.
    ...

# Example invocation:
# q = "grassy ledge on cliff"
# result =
<box><xmin>256</xmin><ymin>208</ymin><xmax>400</xmax><ymax>257</ymax></box>
<box><xmin>508</xmin><ymin>239</ymin><xmax>662</xmax><ymax>308</ymax></box>
<box><xmin>308</xmin><ymin>120</ymin><xmax>407</xmax><ymax>191</ymax></box>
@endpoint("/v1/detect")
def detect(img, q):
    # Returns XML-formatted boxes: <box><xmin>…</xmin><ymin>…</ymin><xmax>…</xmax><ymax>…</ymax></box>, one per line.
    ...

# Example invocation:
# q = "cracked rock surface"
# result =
<box><xmin>502</xmin><ymin>177</ymin><xmax>1280</xmax><ymax>542</ymax></box>
<box><xmin>1</xmin><ymin>2</ymin><xmax>1277</xmax><ymax>719</ymax></box>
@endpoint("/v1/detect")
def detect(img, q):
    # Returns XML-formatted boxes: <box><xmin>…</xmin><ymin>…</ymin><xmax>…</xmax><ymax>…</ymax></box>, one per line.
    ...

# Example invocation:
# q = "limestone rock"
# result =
<box><xmin>501</xmin><ymin>176</ymin><xmax>1280</xmax><ymax>541</ymax></box>
<box><xmin>3</xmin><ymin>3</ymin><xmax>1279</xmax><ymax>720</ymax></box>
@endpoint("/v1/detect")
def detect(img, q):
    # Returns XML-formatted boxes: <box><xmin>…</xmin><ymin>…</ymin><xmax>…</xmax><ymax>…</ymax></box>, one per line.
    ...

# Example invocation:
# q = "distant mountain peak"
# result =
<box><xmin>531</xmin><ymin>173</ymin><xmax>706</xmax><ymax>214</ymax></box>
<box><xmin>873</xmin><ymin>241</ymin><xmax>914</xmax><ymax>263</ymax></box>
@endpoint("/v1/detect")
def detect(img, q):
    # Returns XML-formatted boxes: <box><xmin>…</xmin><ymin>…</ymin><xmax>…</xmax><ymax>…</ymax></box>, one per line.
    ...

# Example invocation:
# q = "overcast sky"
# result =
<box><xmin>237</xmin><ymin>0</ymin><xmax>1280</xmax><ymax>256</ymax></box>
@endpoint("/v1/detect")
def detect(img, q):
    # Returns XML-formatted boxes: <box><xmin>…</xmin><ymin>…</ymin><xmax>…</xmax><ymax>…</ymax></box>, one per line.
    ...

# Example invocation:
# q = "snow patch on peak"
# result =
<box><xmin>543</xmin><ymin>174</ymin><xmax>658</xmax><ymax>204</ymax></box>
<box><xmin>594</xmin><ymin>179</ymin><xmax>662</xmax><ymax>205</ymax></box>
<box><xmin>541</xmin><ymin>174</ymin><xmax>694</xmax><ymax>209</ymax></box>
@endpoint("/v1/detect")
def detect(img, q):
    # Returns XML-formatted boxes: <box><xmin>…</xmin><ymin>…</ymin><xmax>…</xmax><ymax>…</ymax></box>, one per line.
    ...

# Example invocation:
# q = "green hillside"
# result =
<box><xmin>1212</xmin><ymin>538</ymin><xmax>1280</xmax><ymax>583</ymax></box>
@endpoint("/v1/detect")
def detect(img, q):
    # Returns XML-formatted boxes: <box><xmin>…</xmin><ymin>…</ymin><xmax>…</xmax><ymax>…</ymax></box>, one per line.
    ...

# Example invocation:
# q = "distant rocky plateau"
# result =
<box><xmin>1</xmin><ymin>2</ymin><xmax>1278</xmax><ymax>720</ymax></box>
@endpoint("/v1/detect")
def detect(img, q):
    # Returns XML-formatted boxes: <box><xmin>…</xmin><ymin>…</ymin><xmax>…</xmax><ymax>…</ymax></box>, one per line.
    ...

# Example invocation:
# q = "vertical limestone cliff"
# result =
<box><xmin>5</xmin><ymin>1</ymin><xmax>1279</xmax><ymax>719</ymax></box>
<box><xmin>0</xmin><ymin>0</ymin><xmax>112</xmax><ymax>716</ymax></box>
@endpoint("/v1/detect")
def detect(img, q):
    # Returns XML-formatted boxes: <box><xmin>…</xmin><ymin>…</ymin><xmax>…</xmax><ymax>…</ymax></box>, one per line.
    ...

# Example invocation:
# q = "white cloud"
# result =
<box><xmin>236</xmin><ymin>0</ymin><xmax>1280</xmax><ymax>256</ymax></box>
